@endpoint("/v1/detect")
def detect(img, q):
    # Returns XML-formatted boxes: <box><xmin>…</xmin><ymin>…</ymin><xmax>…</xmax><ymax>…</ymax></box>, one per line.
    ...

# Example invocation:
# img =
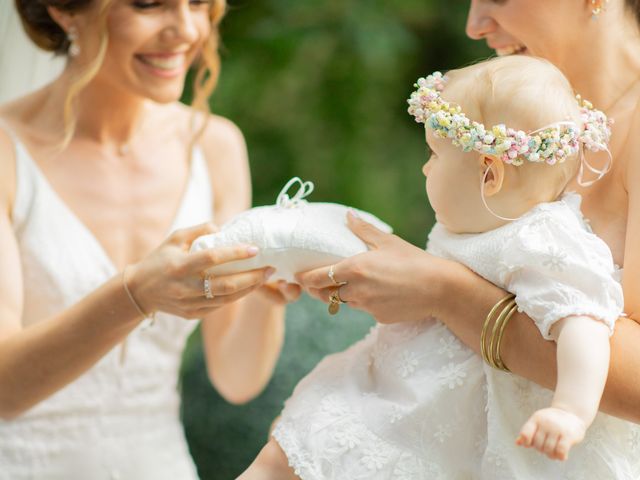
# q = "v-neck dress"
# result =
<box><xmin>0</xmin><ymin>131</ymin><xmax>213</xmax><ymax>480</ymax></box>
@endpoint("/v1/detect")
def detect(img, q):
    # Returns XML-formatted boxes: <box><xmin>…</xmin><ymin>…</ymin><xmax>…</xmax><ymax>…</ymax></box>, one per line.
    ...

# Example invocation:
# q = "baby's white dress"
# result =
<box><xmin>273</xmin><ymin>193</ymin><xmax>640</xmax><ymax>479</ymax></box>
<box><xmin>0</xmin><ymin>133</ymin><xmax>211</xmax><ymax>479</ymax></box>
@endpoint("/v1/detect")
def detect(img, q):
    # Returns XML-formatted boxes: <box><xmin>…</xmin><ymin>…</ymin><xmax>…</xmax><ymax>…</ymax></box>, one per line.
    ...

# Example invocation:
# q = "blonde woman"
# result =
<box><xmin>0</xmin><ymin>1</ymin><xmax>299</xmax><ymax>478</ymax></box>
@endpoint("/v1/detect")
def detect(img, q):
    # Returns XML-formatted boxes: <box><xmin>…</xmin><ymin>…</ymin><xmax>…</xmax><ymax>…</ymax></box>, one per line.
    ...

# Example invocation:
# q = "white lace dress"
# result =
<box><xmin>0</xmin><ymin>134</ymin><xmax>213</xmax><ymax>479</ymax></box>
<box><xmin>273</xmin><ymin>193</ymin><xmax>640</xmax><ymax>479</ymax></box>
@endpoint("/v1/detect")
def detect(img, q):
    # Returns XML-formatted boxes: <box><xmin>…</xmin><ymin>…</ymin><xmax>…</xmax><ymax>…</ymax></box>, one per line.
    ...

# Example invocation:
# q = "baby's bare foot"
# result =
<box><xmin>515</xmin><ymin>407</ymin><xmax>586</xmax><ymax>461</ymax></box>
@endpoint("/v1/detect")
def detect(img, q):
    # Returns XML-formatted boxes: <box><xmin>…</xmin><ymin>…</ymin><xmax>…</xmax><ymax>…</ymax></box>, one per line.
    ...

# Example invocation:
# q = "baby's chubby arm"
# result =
<box><xmin>517</xmin><ymin>315</ymin><xmax>610</xmax><ymax>460</ymax></box>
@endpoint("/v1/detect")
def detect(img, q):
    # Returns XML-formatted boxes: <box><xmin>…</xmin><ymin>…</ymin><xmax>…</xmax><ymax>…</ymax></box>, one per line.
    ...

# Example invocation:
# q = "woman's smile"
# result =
<box><xmin>135</xmin><ymin>51</ymin><xmax>188</xmax><ymax>78</ymax></box>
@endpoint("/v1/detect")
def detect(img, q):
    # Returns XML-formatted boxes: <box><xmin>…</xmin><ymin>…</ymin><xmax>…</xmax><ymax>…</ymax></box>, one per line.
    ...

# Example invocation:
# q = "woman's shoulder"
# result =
<box><xmin>168</xmin><ymin>102</ymin><xmax>246</xmax><ymax>157</ymax></box>
<box><xmin>166</xmin><ymin>103</ymin><xmax>251</xmax><ymax>219</ymax></box>
<box><xmin>0</xmin><ymin>124</ymin><xmax>17</xmax><ymax>218</ymax></box>
<box><xmin>623</xmin><ymin>101</ymin><xmax>640</xmax><ymax>187</ymax></box>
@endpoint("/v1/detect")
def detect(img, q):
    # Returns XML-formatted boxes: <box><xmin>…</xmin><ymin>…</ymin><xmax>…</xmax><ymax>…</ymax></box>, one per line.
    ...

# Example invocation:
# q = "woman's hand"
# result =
<box><xmin>297</xmin><ymin>212</ymin><xmax>459</xmax><ymax>323</ymax></box>
<box><xmin>126</xmin><ymin>223</ymin><xmax>273</xmax><ymax>319</ymax></box>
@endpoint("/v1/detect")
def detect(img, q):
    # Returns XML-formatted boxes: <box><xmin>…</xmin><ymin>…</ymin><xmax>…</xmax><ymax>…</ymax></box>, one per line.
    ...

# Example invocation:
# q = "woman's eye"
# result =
<box><xmin>132</xmin><ymin>1</ymin><xmax>209</xmax><ymax>10</ymax></box>
<box><xmin>132</xmin><ymin>1</ymin><xmax>161</xmax><ymax>9</ymax></box>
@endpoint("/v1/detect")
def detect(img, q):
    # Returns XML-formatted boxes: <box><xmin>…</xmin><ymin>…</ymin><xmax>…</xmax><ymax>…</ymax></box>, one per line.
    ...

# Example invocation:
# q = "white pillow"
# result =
<box><xmin>191</xmin><ymin>178</ymin><xmax>392</xmax><ymax>282</ymax></box>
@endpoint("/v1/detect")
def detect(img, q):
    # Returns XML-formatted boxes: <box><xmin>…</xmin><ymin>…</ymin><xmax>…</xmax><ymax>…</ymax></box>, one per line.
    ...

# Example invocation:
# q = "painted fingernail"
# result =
<box><xmin>265</xmin><ymin>267</ymin><xmax>276</xmax><ymax>279</ymax></box>
<box><xmin>347</xmin><ymin>209</ymin><xmax>361</xmax><ymax>219</ymax></box>
<box><xmin>247</xmin><ymin>246</ymin><xmax>259</xmax><ymax>255</ymax></box>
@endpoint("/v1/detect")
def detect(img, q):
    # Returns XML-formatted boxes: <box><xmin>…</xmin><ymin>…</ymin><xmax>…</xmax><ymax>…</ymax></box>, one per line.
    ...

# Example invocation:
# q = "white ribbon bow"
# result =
<box><xmin>276</xmin><ymin>177</ymin><xmax>315</xmax><ymax>208</ymax></box>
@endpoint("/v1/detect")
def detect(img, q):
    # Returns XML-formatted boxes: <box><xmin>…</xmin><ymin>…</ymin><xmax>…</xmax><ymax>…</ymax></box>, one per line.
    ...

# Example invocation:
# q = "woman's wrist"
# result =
<box><xmin>121</xmin><ymin>263</ymin><xmax>155</xmax><ymax>320</ymax></box>
<box><xmin>122</xmin><ymin>265</ymin><xmax>155</xmax><ymax>320</ymax></box>
<box><xmin>429</xmin><ymin>257</ymin><xmax>479</xmax><ymax>319</ymax></box>
<box><xmin>430</xmin><ymin>257</ymin><xmax>508</xmax><ymax>353</ymax></box>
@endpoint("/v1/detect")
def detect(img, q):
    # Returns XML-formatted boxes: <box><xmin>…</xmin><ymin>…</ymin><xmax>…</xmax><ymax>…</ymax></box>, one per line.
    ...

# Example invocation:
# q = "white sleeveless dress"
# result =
<box><xmin>273</xmin><ymin>194</ymin><xmax>640</xmax><ymax>480</ymax></box>
<box><xmin>0</xmin><ymin>132</ymin><xmax>213</xmax><ymax>479</ymax></box>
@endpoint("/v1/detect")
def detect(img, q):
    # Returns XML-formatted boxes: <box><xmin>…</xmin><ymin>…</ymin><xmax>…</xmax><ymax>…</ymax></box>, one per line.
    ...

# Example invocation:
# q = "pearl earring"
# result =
<box><xmin>68</xmin><ymin>26</ymin><xmax>80</xmax><ymax>57</ymax></box>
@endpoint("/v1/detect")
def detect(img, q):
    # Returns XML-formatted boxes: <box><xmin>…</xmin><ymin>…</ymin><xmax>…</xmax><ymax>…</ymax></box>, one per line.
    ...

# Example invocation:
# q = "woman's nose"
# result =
<box><xmin>466</xmin><ymin>0</ymin><xmax>496</xmax><ymax>40</ymax></box>
<box><xmin>164</xmin><ymin>3</ymin><xmax>200</xmax><ymax>44</ymax></box>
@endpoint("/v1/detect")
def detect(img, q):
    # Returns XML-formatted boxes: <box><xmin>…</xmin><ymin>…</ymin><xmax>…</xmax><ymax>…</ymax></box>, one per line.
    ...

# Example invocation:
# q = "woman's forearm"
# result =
<box><xmin>0</xmin><ymin>274</ymin><xmax>142</xmax><ymax>419</ymax></box>
<box><xmin>438</xmin><ymin>264</ymin><xmax>640</xmax><ymax>423</ymax></box>
<box><xmin>201</xmin><ymin>292</ymin><xmax>286</xmax><ymax>405</ymax></box>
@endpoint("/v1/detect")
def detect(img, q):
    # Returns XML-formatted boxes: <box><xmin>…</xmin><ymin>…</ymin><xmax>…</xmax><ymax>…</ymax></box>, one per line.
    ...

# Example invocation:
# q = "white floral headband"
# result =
<box><xmin>407</xmin><ymin>72</ymin><xmax>612</xmax><ymax>167</ymax></box>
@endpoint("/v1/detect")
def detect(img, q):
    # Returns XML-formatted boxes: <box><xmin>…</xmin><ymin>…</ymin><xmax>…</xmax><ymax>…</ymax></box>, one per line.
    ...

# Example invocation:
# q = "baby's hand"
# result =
<box><xmin>516</xmin><ymin>407</ymin><xmax>586</xmax><ymax>461</ymax></box>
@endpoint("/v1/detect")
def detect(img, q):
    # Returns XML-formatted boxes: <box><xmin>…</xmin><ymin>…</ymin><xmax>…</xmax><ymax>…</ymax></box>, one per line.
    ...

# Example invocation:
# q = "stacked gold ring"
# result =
<box><xmin>327</xmin><ymin>265</ymin><xmax>348</xmax><ymax>315</ymax></box>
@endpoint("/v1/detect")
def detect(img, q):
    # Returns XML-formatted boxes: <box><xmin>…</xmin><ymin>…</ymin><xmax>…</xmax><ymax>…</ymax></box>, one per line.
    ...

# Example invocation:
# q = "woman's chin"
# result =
<box><xmin>138</xmin><ymin>84</ymin><xmax>185</xmax><ymax>105</ymax></box>
<box><xmin>495</xmin><ymin>45</ymin><xmax>528</xmax><ymax>57</ymax></box>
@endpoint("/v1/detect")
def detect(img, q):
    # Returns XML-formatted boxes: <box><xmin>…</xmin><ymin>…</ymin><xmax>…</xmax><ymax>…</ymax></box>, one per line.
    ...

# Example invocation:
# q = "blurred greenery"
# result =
<box><xmin>180</xmin><ymin>1</ymin><xmax>491</xmax><ymax>478</ymax></box>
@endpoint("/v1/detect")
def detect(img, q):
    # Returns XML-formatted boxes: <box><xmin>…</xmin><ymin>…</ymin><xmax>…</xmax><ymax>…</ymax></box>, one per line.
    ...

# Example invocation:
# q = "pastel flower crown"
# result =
<box><xmin>407</xmin><ymin>72</ymin><xmax>612</xmax><ymax>166</ymax></box>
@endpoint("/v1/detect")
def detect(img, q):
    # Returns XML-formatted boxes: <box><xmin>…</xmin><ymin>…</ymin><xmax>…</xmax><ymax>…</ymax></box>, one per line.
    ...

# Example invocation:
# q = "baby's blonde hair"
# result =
<box><xmin>445</xmin><ymin>56</ymin><xmax>583</xmax><ymax>200</ymax></box>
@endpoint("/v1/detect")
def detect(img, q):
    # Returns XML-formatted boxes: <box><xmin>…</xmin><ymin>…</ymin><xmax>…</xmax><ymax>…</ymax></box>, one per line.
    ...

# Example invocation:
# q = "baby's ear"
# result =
<box><xmin>479</xmin><ymin>155</ymin><xmax>505</xmax><ymax>197</ymax></box>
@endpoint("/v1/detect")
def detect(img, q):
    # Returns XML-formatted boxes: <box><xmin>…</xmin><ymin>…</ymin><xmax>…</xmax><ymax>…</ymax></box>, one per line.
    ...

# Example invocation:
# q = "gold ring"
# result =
<box><xmin>328</xmin><ymin>265</ymin><xmax>347</xmax><ymax>287</ymax></box>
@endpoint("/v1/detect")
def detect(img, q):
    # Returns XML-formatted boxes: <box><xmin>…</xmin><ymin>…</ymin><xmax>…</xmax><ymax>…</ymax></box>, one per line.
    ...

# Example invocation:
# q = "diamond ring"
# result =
<box><xmin>204</xmin><ymin>275</ymin><xmax>214</xmax><ymax>300</ymax></box>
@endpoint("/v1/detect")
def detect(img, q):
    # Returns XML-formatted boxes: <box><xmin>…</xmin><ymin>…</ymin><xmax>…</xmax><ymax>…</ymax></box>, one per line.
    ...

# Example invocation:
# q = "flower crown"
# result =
<box><xmin>407</xmin><ymin>72</ymin><xmax>612</xmax><ymax>166</ymax></box>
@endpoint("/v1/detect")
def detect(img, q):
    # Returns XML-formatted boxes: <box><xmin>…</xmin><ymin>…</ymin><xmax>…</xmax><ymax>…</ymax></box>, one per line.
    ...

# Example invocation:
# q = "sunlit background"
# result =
<box><xmin>180</xmin><ymin>1</ymin><xmax>491</xmax><ymax>478</ymax></box>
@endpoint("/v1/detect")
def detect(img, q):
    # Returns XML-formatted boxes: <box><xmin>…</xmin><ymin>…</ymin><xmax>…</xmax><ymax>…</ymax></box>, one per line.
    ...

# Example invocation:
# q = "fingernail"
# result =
<box><xmin>265</xmin><ymin>267</ymin><xmax>276</xmax><ymax>279</ymax></box>
<box><xmin>347</xmin><ymin>209</ymin><xmax>361</xmax><ymax>220</ymax></box>
<box><xmin>247</xmin><ymin>246</ymin><xmax>259</xmax><ymax>255</ymax></box>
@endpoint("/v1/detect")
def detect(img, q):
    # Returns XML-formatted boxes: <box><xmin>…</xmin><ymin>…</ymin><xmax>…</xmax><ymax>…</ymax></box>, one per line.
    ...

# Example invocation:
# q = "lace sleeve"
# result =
<box><xmin>498</xmin><ymin>207</ymin><xmax>623</xmax><ymax>340</ymax></box>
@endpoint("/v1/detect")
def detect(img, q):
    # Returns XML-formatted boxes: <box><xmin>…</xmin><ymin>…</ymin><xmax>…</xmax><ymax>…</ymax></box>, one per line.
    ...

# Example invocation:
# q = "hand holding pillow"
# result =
<box><xmin>191</xmin><ymin>178</ymin><xmax>392</xmax><ymax>284</ymax></box>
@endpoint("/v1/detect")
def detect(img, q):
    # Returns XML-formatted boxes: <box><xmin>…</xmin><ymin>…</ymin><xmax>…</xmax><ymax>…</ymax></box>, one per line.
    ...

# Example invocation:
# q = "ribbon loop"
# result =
<box><xmin>577</xmin><ymin>146</ymin><xmax>613</xmax><ymax>187</ymax></box>
<box><xmin>276</xmin><ymin>177</ymin><xmax>315</xmax><ymax>208</ymax></box>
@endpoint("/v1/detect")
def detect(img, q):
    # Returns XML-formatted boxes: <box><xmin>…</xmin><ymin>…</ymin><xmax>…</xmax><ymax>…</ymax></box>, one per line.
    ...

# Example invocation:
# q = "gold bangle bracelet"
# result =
<box><xmin>493</xmin><ymin>303</ymin><xmax>519</xmax><ymax>372</ymax></box>
<box><xmin>481</xmin><ymin>293</ymin><xmax>516</xmax><ymax>366</ymax></box>
<box><xmin>488</xmin><ymin>298</ymin><xmax>517</xmax><ymax>369</ymax></box>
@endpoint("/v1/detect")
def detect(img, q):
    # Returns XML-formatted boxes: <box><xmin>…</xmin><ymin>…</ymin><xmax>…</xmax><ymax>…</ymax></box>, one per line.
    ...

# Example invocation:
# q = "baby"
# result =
<box><xmin>240</xmin><ymin>56</ymin><xmax>637</xmax><ymax>480</ymax></box>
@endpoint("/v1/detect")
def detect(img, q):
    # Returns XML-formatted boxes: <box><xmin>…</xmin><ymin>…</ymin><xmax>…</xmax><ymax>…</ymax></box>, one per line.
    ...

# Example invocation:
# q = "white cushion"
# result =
<box><xmin>191</xmin><ymin>178</ymin><xmax>392</xmax><ymax>282</ymax></box>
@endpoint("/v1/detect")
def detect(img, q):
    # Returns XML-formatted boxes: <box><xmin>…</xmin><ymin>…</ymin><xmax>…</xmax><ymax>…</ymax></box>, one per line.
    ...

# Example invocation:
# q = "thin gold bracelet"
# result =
<box><xmin>488</xmin><ymin>297</ymin><xmax>517</xmax><ymax>369</ymax></box>
<box><xmin>122</xmin><ymin>265</ymin><xmax>155</xmax><ymax>323</ymax></box>
<box><xmin>493</xmin><ymin>302</ymin><xmax>519</xmax><ymax>372</ymax></box>
<box><xmin>481</xmin><ymin>293</ymin><xmax>516</xmax><ymax>367</ymax></box>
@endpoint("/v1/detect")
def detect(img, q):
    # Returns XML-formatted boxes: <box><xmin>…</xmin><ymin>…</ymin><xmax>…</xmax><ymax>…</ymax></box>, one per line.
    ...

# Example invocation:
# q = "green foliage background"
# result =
<box><xmin>180</xmin><ymin>1</ymin><xmax>491</xmax><ymax>478</ymax></box>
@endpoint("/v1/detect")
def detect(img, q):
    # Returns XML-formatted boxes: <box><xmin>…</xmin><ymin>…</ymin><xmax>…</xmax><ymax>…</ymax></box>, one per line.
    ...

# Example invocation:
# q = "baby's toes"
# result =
<box><xmin>516</xmin><ymin>419</ymin><xmax>537</xmax><ymax>447</ymax></box>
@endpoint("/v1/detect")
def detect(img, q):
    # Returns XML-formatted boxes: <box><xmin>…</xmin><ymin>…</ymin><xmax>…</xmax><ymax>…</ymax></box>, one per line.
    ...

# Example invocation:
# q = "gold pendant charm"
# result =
<box><xmin>328</xmin><ymin>290</ymin><xmax>343</xmax><ymax>315</ymax></box>
<box><xmin>328</xmin><ymin>300</ymin><xmax>340</xmax><ymax>315</ymax></box>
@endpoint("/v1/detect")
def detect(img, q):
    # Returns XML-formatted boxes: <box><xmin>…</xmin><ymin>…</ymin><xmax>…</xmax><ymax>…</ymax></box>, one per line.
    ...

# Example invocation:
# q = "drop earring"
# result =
<box><xmin>68</xmin><ymin>26</ymin><xmax>80</xmax><ymax>57</ymax></box>
<box><xmin>591</xmin><ymin>0</ymin><xmax>609</xmax><ymax>20</ymax></box>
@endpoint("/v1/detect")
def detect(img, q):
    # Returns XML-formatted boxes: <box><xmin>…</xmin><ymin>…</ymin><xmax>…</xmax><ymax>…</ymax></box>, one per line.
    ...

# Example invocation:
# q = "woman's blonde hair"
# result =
<box><xmin>16</xmin><ymin>0</ymin><xmax>227</xmax><ymax>147</ymax></box>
